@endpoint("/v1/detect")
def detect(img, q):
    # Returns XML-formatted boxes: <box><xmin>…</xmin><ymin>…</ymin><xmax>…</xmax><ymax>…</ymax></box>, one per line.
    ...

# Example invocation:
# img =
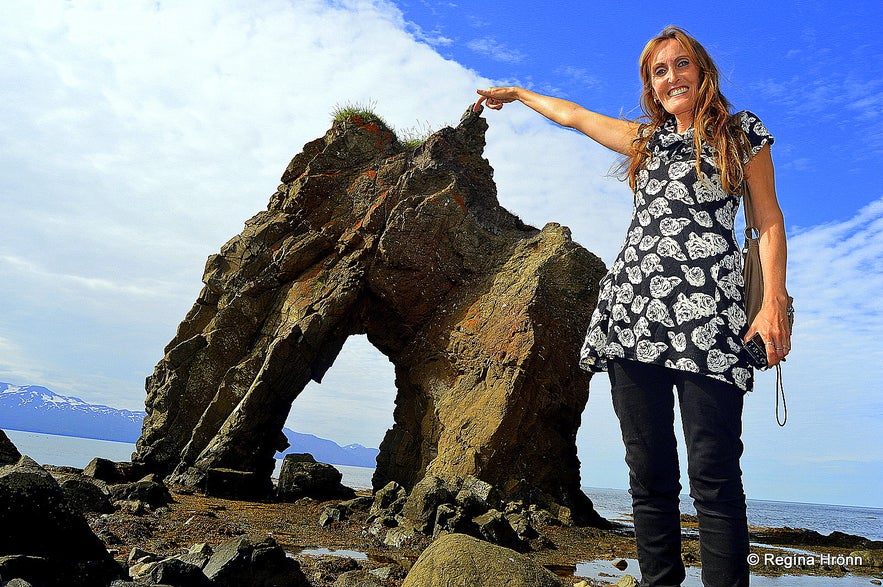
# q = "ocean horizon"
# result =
<box><xmin>5</xmin><ymin>428</ymin><xmax>882</xmax><ymax>544</ymax></box>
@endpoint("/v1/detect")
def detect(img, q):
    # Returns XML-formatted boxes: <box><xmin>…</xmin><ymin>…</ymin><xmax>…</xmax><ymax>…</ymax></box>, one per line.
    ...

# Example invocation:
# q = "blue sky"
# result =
<box><xmin>1</xmin><ymin>0</ymin><xmax>881</xmax><ymax>508</ymax></box>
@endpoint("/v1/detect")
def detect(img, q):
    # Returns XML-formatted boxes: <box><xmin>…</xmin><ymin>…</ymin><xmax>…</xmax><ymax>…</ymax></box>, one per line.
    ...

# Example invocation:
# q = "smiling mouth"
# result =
<box><xmin>668</xmin><ymin>87</ymin><xmax>689</xmax><ymax>97</ymax></box>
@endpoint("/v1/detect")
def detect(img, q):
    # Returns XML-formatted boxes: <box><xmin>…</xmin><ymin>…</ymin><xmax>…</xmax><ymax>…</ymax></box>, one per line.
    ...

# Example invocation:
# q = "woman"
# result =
<box><xmin>475</xmin><ymin>26</ymin><xmax>790</xmax><ymax>587</ymax></box>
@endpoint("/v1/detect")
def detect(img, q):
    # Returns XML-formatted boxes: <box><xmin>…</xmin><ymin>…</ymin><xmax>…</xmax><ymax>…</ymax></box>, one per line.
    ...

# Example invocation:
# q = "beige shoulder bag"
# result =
<box><xmin>742</xmin><ymin>185</ymin><xmax>794</xmax><ymax>426</ymax></box>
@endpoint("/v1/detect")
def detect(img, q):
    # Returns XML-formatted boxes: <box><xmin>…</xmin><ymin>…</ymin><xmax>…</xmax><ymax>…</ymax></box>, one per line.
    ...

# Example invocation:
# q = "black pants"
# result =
<box><xmin>609</xmin><ymin>359</ymin><xmax>750</xmax><ymax>587</ymax></box>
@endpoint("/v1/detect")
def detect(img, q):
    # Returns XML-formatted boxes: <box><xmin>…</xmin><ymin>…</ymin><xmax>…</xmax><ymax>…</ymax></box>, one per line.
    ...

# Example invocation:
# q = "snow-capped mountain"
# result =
<box><xmin>278</xmin><ymin>428</ymin><xmax>379</xmax><ymax>468</ymax></box>
<box><xmin>0</xmin><ymin>382</ymin><xmax>145</xmax><ymax>443</ymax></box>
<box><xmin>0</xmin><ymin>382</ymin><xmax>378</xmax><ymax>467</ymax></box>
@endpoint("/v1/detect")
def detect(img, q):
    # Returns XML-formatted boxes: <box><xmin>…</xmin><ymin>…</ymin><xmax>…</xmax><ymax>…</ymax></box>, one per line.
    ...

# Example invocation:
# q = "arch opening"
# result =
<box><xmin>274</xmin><ymin>334</ymin><xmax>396</xmax><ymax>478</ymax></box>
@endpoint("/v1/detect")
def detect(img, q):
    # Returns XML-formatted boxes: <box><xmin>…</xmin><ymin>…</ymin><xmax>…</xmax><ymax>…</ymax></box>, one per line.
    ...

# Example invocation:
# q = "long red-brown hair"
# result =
<box><xmin>624</xmin><ymin>26</ymin><xmax>750</xmax><ymax>194</ymax></box>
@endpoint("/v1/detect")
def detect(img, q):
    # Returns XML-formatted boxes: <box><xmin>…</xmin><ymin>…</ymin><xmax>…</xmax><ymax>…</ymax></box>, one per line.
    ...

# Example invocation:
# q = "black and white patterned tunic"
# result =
<box><xmin>579</xmin><ymin>111</ymin><xmax>774</xmax><ymax>392</ymax></box>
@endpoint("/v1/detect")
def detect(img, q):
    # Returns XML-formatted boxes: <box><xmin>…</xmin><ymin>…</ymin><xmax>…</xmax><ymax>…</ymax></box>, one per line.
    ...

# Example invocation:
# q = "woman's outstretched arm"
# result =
<box><xmin>474</xmin><ymin>86</ymin><xmax>639</xmax><ymax>155</ymax></box>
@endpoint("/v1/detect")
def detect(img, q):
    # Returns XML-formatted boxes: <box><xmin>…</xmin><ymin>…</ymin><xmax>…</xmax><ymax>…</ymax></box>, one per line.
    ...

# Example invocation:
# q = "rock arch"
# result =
<box><xmin>133</xmin><ymin>107</ymin><xmax>607</xmax><ymax>521</ymax></box>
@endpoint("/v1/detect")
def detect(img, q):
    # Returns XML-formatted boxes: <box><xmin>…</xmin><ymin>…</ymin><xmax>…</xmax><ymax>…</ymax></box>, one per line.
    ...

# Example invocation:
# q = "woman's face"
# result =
<box><xmin>650</xmin><ymin>38</ymin><xmax>702</xmax><ymax>127</ymax></box>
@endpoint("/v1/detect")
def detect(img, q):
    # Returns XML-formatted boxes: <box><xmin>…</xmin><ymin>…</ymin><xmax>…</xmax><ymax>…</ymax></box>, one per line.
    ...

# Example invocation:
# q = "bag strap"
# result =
<box><xmin>775</xmin><ymin>364</ymin><xmax>788</xmax><ymax>427</ymax></box>
<box><xmin>742</xmin><ymin>182</ymin><xmax>760</xmax><ymax>244</ymax></box>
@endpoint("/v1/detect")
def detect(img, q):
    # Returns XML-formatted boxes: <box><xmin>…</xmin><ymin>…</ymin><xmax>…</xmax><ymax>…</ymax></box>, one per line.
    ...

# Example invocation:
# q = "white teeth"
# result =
<box><xmin>669</xmin><ymin>87</ymin><xmax>688</xmax><ymax>97</ymax></box>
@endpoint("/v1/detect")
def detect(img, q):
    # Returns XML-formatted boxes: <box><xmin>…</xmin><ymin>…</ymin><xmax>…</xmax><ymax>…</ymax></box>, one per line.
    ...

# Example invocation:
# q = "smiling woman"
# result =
<box><xmin>474</xmin><ymin>24</ymin><xmax>791</xmax><ymax>587</ymax></box>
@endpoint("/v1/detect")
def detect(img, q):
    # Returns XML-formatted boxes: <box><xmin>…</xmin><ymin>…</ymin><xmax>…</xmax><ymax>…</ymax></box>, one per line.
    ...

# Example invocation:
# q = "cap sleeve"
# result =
<box><xmin>737</xmin><ymin>110</ymin><xmax>774</xmax><ymax>163</ymax></box>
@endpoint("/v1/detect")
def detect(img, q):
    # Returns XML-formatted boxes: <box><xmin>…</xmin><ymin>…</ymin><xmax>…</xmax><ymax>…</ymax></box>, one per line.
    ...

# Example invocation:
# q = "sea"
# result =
<box><xmin>6</xmin><ymin>430</ymin><xmax>882</xmax><ymax>587</ymax></box>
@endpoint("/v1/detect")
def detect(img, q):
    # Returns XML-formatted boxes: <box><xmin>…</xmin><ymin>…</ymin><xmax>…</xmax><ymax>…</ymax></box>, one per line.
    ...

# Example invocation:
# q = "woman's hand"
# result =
<box><xmin>474</xmin><ymin>87</ymin><xmax>522</xmax><ymax>112</ymax></box>
<box><xmin>744</xmin><ymin>298</ymin><xmax>792</xmax><ymax>368</ymax></box>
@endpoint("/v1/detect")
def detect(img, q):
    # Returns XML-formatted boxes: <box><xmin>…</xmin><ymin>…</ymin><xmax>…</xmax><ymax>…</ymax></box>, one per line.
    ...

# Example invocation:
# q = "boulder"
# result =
<box><xmin>0</xmin><ymin>457</ymin><xmax>122</xmax><ymax>586</ymax></box>
<box><xmin>319</xmin><ymin>504</ymin><xmax>347</xmax><ymax>527</ymax></box>
<box><xmin>177</xmin><ymin>542</ymin><xmax>214</xmax><ymax>570</ymax></box>
<box><xmin>456</xmin><ymin>474</ymin><xmax>501</xmax><ymax>514</ymax></box>
<box><xmin>83</xmin><ymin>458</ymin><xmax>146</xmax><ymax>483</ymax></box>
<box><xmin>472</xmin><ymin>509</ymin><xmax>527</xmax><ymax>552</ymax></box>
<box><xmin>59</xmin><ymin>476</ymin><xmax>114</xmax><ymax>513</ymax></box>
<box><xmin>276</xmin><ymin>453</ymin><xmax>356</xmax><ymax>501</ymax></box>
<box><xmin>401</xmin><ymin>533</ymin><xmax>565</xmax><ymax>587</ymax></box>
<box><xmin>108</xmin><ymin>476</ymin><xmax>173</xmax><ymax>508</ymax></box>
<box><xmin>369</xmin><ymin>481</ymin><xmax>407</xmax><ymax>518</ymax></box>
<box><xmin>142</xmin><ymin>557</ymin><xmax>212</xmax><ymax>587</ymax></box>
<box><xmin>202</xmin><ymin>534</ymin><xmax>308</xmax><ymax>587</ymax></box>
<box><xmin>133</xmin><ymin>107</ymin><xmax>607</xmax><ymax>521</ymax></box>
<box><xmin>0</xmin><ymin>429</ymin><xmax>21</xmax><ymax>465</ymax></box>
<box><xmin>398</xmin><ymin>475</ymin><xmax>452</xmax><ymax>533</ymax></box>
<box><xmin>204</xmin><ymin>466</ymin><xmax>271</xmax><ymax>499</ymax></box>
<box><xmin>432</xmin><ymin>503</ymin><xmax>474</xmax><ymax>538</ymax></box>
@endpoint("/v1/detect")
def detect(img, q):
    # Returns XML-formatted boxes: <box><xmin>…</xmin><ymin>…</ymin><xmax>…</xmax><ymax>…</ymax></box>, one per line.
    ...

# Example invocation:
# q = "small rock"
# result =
<box><xmin>368</xmin><ymin>565</ymin><xmax>395</xmax><ymax>580</ymax></box>
<box><xmin>369</xmin><ymin>482</ymin><xmax>407</xmax><ymax>518</ymax></box>
<box><xmin>127</xmin><ymin>546</ymin><xmax>160</xmax><ymax>566</ymax></box>
<box><xmin>320</xmin><ymin>504</ymin><xmax>347</xmax><ymax>527</ymax></box>
<box><xmin>333</xmin><ymin>569</ymin><xmax>385</xmax><ymax>587</ymax></box>
<box><xmin>109</xmin><ymin>478</ymin><xmax>173</xmax><ymax>507</ymax></box>
<box><xmin>114</xmin><ymin>499</ymin><xmax>148</xmax><ymax>515</ymax></box>
<box><xmin>850</xmin><ymin>550</ymin><xmax>883</xmax><ymax>567</ymax></box>
<box><xmin>180</xmin><ymin>542</ymin><xmax>214</xmax><ymax>570</ymax></box>
<box><xmin>456</xmin><ymin>475</ymin><xmax>500</xmax><ymax>514</ymax></box>
<box><xmin>144</xmin><ymin>557</ymin><xmax>212</xmax><ymax>587</ymax></box>
<box><xmin>472</xmin><ymin>509</ymin><xmax>527</xmax><ymax>552</ymax></box>
<box><xmin>98</xmin><ymin>528</ymin><xmax>124</xmax><ymax>545</ymax></box>
<box><xmin>612</xmin><ymin>558</ymin><xmax>628</xmax><ymax>570</ymax></box>
<box><xmin>205</xmin><ymin>467</ymin><xmax>271</xmax><ymax>500</ymax></box>
<box><xmin>383</xmin><ymin>526</ymin><xmax>420</xmax><ymax>548</ymax></box>
<box><xmin>338</xmin><ymin>495</ymin><xmax>374</xmax><ymax>512</ymax></box>
<box><xmin>128</xmin><ymin>560</ymin><xmax>158</xmax><ymax>581</ymax></box>
<box><xmin>203</xmin><ymin>534</ymin><xmax>309</xmax><ymax>587</ymax></box>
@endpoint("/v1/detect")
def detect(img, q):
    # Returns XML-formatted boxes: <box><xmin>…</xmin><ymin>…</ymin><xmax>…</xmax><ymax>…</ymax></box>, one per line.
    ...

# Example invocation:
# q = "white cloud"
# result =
<box><xmin>466</xmin><ymin>37</ymin><xmax>526</xmax><ymax>63</ymax></box>
<box><xmin>0</xmin><ymin>0</ymin><xmax>627</xmax><ymax>445</ymax></box>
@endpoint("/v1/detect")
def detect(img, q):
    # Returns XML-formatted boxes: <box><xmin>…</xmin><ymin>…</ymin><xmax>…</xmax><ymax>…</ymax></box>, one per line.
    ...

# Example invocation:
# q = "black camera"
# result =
<box><xmin>742</xmin><ymin>332</ymin><xmax>768</xmax><ymax>369</ymax></box>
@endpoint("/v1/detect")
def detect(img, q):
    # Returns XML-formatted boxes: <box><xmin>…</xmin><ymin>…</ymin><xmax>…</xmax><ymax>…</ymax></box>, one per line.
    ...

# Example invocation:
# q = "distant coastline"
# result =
<box><xmin>0</xmin><ymin>381</ymin><xmax>379</xmax><ymax>468</ymax></box>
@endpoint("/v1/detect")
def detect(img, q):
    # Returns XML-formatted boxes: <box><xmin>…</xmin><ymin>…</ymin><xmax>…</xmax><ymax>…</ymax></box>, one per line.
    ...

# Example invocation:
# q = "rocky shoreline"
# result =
<box><xmin>2</xmin><ymin>432</ymin><xmax>881</xmax><ymax>587</ymax></box>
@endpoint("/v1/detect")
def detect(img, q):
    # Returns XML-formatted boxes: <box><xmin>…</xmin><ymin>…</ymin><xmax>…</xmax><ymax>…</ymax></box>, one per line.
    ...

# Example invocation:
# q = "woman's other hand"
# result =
<box><xmin>743</xmin><ymin>299</ymin><xmax>792</xmax><ymax>368</ymax></box>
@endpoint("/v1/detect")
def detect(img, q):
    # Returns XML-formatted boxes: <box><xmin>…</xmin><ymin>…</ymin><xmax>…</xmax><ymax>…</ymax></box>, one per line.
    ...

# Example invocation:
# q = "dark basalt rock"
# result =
<box><xmin>0</xmin><ymin>456</ymin><xmax>123</xmax><ymax>586</ymax></box>
<box><xmin>133</xmin><ymin>106</ymin><xmax>607</xmax><ymax>524</ymax></box>
<box><xmin>0</xmin><ymin>429</ymin><xmax>21</xmax><ymax>466</ymax></box>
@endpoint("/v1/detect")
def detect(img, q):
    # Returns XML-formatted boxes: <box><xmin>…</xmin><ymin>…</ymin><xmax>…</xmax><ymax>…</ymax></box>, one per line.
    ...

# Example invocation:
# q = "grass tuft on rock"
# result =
<box><xmin>330</xmin><ymin>100</ymin><xmax>434</xmax><ymax>150</ymax></box>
